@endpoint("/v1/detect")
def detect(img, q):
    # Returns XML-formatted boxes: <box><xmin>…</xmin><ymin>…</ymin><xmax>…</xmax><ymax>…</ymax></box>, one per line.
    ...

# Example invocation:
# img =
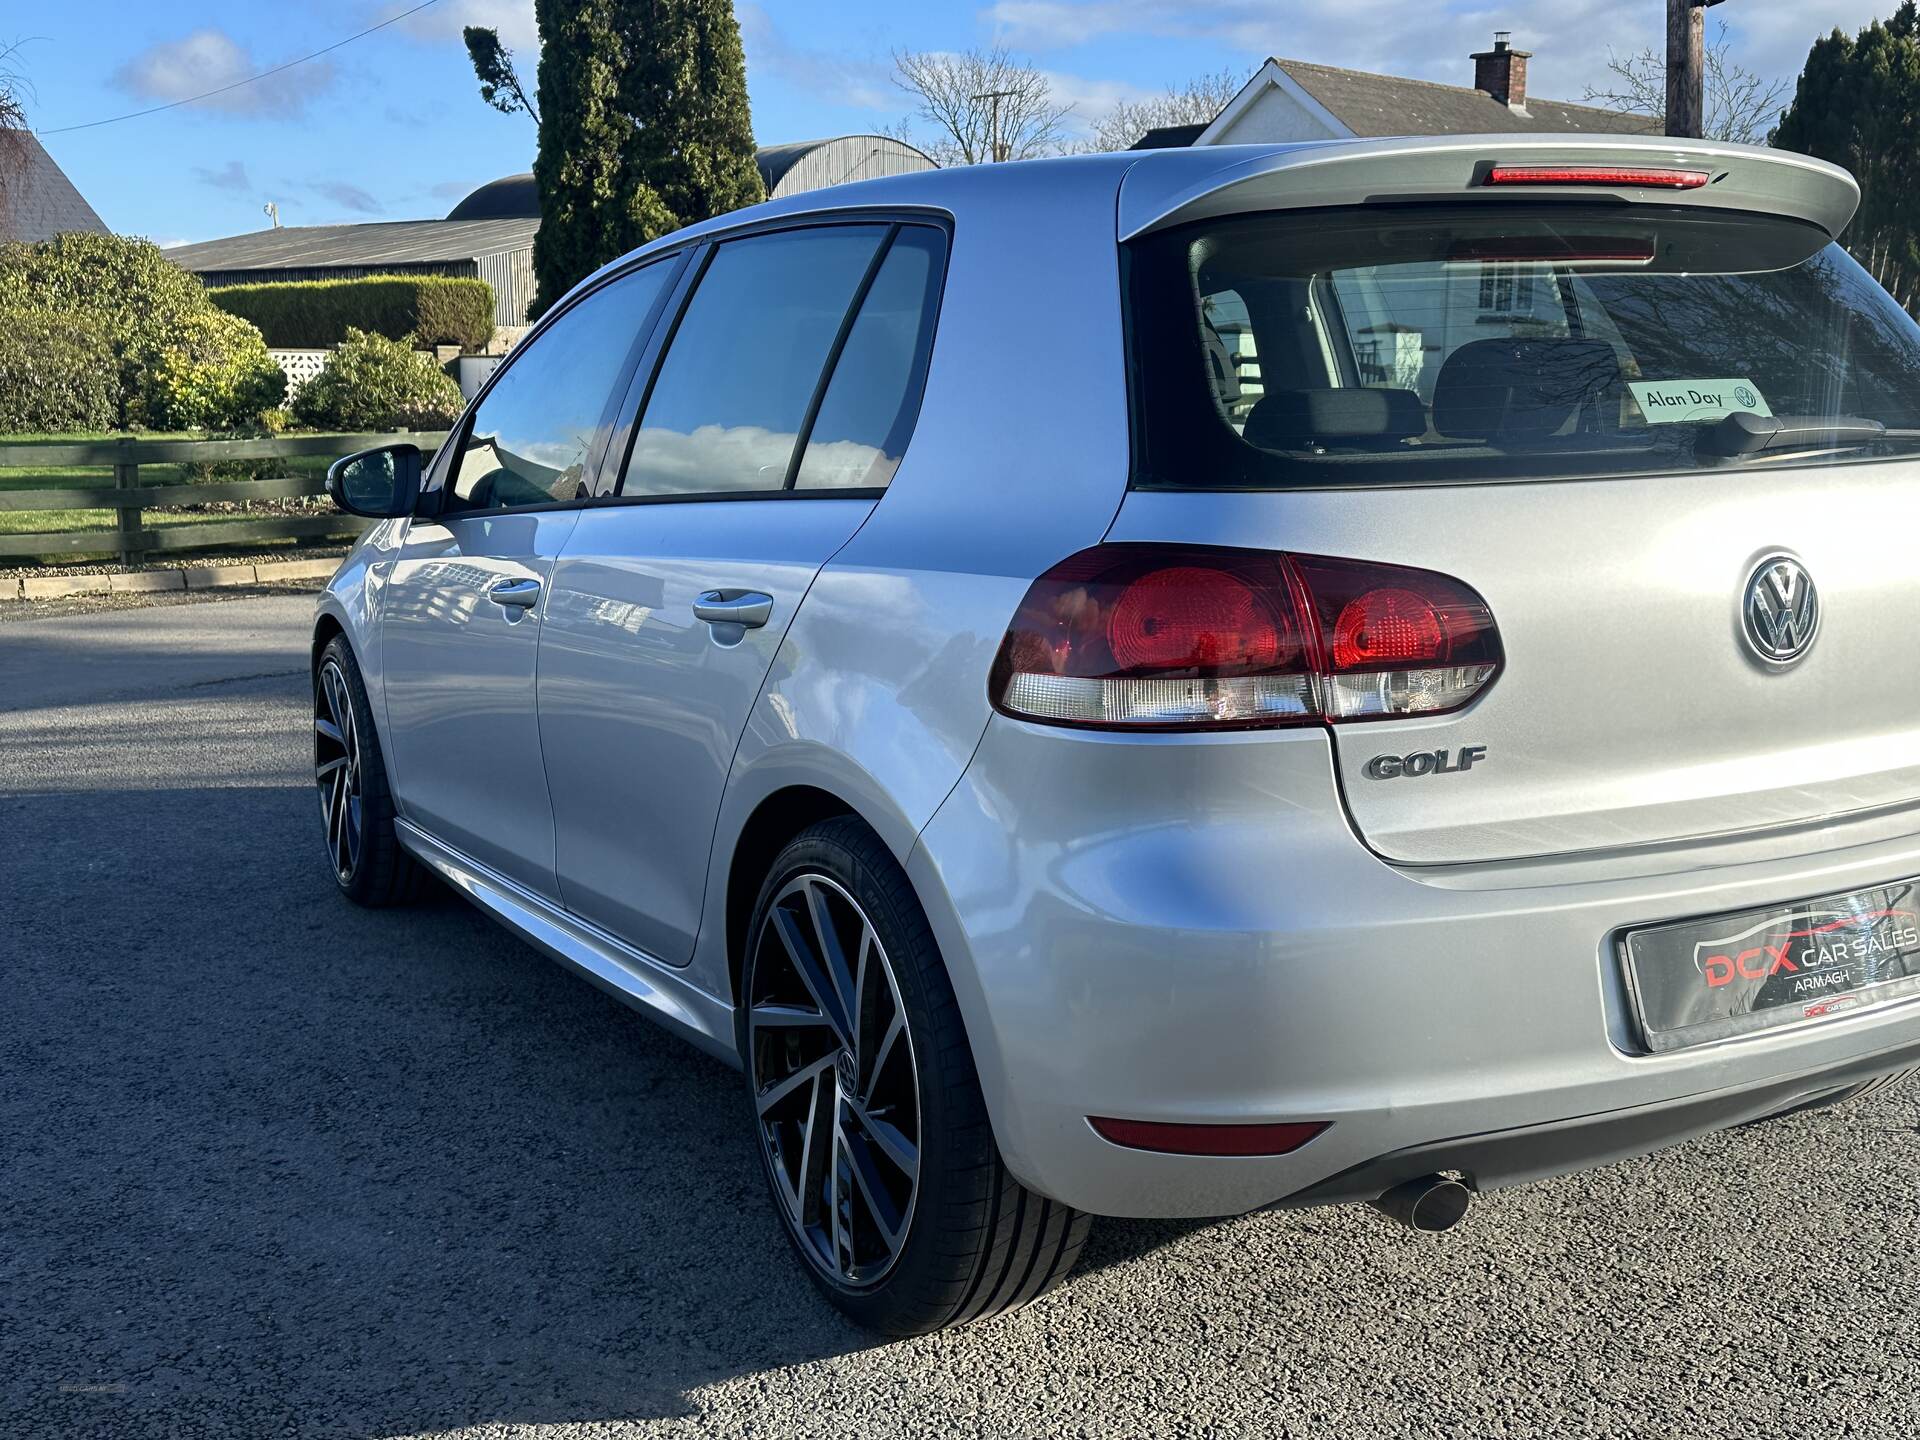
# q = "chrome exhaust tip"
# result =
<box><xmin>1373</xmin><ymin>1174</ymin><xmax>1472</xmax><ymax>1233</ymax></box>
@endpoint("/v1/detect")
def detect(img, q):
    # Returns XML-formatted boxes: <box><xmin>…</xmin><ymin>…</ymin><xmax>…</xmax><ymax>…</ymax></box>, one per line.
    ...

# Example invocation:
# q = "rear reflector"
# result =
<box><xmin>1089</xmin><ymin>1116</ymin><xmax>1330</xmax><ymax>1157</ymax></box>
<box><xmin>989</xmin><ymin>545</ymin><xmax>1502</xmax><ymax>730</ymax></box>
<box><xmin>1484</xmin><ymin>164</ymin><xmax>1710</xmax><ymax>190</ymax></box>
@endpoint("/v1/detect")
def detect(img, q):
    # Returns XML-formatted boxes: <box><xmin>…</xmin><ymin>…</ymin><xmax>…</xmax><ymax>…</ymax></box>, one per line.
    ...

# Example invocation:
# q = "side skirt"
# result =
<box><xmin>396</xmin><ymin>819</ymin><xmax>742</xmax><ymax>1069</ymax></box>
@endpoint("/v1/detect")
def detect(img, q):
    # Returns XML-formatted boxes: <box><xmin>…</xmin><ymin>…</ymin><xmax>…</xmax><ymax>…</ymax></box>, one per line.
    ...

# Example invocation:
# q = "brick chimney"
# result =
<box><xmin>1471</xmin><ymin>31</ymin><xmax>1531</xmax><ymax>111</ymax></box>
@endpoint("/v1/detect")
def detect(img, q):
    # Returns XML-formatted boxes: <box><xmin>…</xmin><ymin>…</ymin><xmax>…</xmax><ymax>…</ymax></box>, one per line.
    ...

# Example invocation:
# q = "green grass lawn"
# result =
<box><xmin>0</xmin><ymin>432</ymin><xmax>348</xmax><ymax>560</ymax></box>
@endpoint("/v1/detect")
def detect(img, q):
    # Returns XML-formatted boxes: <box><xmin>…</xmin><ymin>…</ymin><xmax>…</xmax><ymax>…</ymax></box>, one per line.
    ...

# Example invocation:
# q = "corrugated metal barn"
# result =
<box><xmin>165</xmin><ymin>137</ymin><xmax>937</xmax><ymax>334</ymax></box>
<box><xmin>755</xmin><ymin>136</ymin><xmax>936</xmax><ymax>197</ymax></box>
<box><xmin>165</xmin><ymin>217</ymin><xmax>540</xmax><ymax>328</ymax></box>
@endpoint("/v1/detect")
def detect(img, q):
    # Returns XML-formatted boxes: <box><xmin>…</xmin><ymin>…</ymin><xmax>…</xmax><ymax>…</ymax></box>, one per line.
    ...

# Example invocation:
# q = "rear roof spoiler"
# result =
<box><xmin>1118</xmin><ymin>134</ymin><xmax>1860</xmax><ymax>242</ymax></box>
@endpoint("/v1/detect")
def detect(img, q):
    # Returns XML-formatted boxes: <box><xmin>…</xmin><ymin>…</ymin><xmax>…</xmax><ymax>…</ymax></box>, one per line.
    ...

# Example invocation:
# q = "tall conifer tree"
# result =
<box><xmin>1772</xmin><ymin>5</ymin><xmax>1920</xmax><ymax>311</ymax></box>
<box><xmin>530</xmin><ymin>0</ymin><xmax>763</xmax><ymax>318</ymax></box>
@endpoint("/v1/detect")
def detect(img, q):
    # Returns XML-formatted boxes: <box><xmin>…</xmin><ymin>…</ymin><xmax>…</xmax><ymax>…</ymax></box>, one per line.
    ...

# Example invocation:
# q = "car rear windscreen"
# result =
<box><xmin>1125</xmin><ymin>203</ymin><xmax>1920</xmax><ymax>489</ymax></box>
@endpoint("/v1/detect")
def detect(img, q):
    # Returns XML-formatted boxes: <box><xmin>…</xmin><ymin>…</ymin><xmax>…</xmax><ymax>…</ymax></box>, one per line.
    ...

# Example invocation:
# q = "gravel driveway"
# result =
<box><xmin>4</xmin><ymin>595</ymin><xmax>1919</xmax><ymax>1439</ymax></box>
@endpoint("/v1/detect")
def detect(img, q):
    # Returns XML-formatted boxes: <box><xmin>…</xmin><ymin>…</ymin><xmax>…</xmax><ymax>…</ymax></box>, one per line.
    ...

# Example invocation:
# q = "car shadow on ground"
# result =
<box><xmin>2</xmin><ymin>773</ymin><xmax>1227</xmax><ymax>1436</ymax></box>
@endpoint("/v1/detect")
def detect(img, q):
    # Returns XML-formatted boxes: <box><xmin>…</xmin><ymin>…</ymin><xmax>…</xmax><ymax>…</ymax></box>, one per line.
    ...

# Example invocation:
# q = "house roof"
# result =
<box><xmin>163</xmin><ymin>216</ymin><xmax>540</xmax><ymax>274</ymax></box>
<box><xmin>1271</xmin><ymin>58</ymin><xmax>1660</xmax><ymax>137</ymax></box>
<box><xmin>0</xmin><ymin>130</ymin><xmax>109</xmax><ymax>242</ymax></box>
<box><xmin>1131</xmin><ymin>123</ymin><xmax>1209</xmax><ymax>151</ymax></box>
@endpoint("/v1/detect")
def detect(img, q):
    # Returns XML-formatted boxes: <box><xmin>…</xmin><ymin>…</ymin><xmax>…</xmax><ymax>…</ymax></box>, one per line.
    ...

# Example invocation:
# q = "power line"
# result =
<box><xmin>40</xmin><ymin>0</ymin><xmax>445</xmax><ymax>136</ymax></box>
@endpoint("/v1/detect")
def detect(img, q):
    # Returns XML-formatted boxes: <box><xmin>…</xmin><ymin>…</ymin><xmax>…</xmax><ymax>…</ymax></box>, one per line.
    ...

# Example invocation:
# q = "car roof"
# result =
<box><xmin>562</xmin><ymin>135</ymin><xmax>1859</xmax><ymax>307</ymax></box>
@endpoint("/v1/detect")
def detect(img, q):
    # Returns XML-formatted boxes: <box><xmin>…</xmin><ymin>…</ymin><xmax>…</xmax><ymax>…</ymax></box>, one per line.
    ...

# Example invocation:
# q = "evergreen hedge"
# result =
<box><xmin>0</xmin><ymin>233</ymin><xmax>223</xmax><ymax>428</ymax></box>
<box><xmin>0</xmin><ymin>306</ymin><xmax>118</xmax><ymax>432</ymax></box>
<box><xmin>142</xmin><ymin>308</ymin><xmax>288</xmax><ymax>432</ymax></box>
<box><xmin>290</xmin><ymin>328</ymin><xmax>467</xmax><ymax>431</ymax></box>
<box><xmin>209</xmin><ymin>274</ymin><xmax>496</xmax><ymax>351</ymax></box>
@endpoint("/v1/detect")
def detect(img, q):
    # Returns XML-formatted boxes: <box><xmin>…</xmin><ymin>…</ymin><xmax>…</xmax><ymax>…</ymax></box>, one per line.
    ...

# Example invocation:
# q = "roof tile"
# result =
<box><xmin>1274</xmin><ymin>59</ymin><xmax>1659</xmax><ymax>138</ymax></box>
<box><xmin>1</xmin><ymin>131</ymin><xmax>110</xmax><ymax>242</ymax></box>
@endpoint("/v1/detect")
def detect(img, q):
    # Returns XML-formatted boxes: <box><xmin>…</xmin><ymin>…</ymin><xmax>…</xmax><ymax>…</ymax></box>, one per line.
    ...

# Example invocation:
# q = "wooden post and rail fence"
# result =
<box><xmin>0</xmin><ymin>432</ymin><xmax>448</xmax><ymax>567</ymax></box>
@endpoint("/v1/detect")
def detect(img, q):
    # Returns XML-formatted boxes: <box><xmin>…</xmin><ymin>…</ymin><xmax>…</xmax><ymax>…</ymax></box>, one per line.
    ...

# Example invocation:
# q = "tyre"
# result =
<box><xmin>1837</xmin><ymin>1065</ymin><xmax>1917</xmax><ymax>1105</ymax></box>
<box><xmin>1745</xmin><ymin>1065</ymin><xmax>1917</xmax><ymax>1127</ymax></box>
<box><xmin>739</xmin><ymin>816</ymin><xmax>1090</xmax><ymax>1335</ymax></box>
<box><xmin>314</xmin><ymin>634</ymin><xmax>417</xmax><ymax>907</ymax></box>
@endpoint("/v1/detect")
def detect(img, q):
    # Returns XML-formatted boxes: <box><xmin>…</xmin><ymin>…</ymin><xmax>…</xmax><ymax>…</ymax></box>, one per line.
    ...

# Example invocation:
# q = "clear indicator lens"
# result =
<box><xmin>1002</xmin><ymin>672</ymin><xmax>1317</xmax><ymax>726</ymax></box>
<box><xmin>1321</xmin><ymin>664</ymin><xmax>1499</xmax><ymax>719</ymax></box>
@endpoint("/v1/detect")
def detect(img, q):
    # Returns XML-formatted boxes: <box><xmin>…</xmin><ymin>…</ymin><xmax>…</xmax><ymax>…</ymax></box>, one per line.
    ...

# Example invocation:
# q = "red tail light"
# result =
<box><xmin>988</xmin><ymin>545</ymin><xmax>1502</xmax><ymax>730</ymax></box>
<box><xmin>1484</xmin><ymin>163</ymin><xmax>1709</xmax><ymax>190</ymax></box>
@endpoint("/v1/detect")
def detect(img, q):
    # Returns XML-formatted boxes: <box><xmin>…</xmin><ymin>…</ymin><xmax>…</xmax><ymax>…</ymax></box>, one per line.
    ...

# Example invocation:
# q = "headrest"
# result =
<box><xmin>1243</xmin><ymin>387</ymin><xmax>1426</xmax><ymax>449</ymax></box>
<box><xmin>1431</xmin><ymin>338</ymin><xmax>1624</xmax><ymax>441</ymax></box>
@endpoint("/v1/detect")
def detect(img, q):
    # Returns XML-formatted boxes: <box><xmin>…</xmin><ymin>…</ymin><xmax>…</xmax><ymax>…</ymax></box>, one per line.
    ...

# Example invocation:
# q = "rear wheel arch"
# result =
<box><xmin>725</xmin><ymin>786</ymin><xmax>857</xmax><ymax>1004</ymax></box>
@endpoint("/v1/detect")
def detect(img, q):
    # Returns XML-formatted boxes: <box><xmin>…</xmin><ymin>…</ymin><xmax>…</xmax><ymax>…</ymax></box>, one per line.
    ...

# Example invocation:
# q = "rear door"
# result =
<box><xmin>1115</xmin><ymin>191</ymin><xmax>1920</xmax><ymax>865</ymax></box>
<box><xmin>538</xmin><ymin>221</ymin><xmax>947</xmax><ymax>961</ymax></box>
<box><xmin>380</xmin><ymin>257</ymin><xmax>677</xmax><ymax>897</ymax></box>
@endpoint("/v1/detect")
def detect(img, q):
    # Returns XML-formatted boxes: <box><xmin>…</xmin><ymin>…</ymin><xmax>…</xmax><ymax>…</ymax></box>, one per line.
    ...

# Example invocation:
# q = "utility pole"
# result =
<box><xmin>971</xmin><ymin>89</ymin><xmax>1017</xmax><ymax>162</ymax></box>
<box><xmin>1666</xmin><ymin>0</ymin><xmax>1727</xmax><ymax>138</ymax></box>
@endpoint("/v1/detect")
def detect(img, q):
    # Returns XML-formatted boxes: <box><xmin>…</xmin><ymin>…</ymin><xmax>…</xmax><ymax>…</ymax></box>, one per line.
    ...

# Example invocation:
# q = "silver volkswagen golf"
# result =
<box><xmin>313</xmin><ymin>134</ymin><xmax>1920</xmax><ymax>1334</ymax></box>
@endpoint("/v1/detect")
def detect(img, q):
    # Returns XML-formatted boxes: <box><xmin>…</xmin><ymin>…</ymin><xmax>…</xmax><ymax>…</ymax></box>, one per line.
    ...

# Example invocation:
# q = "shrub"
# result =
<box><xmin>0</xmin><ymin>232</ymin><xmax>212</xmax><ymax>427</ymax></box>
<box><xmin>0</xmin><ymin>305</ymin><xmax>117</xmax><ymax>432</ymax></box>
<box><xmin>142</xmin><ymin>309</ymin><xmax>288</xmax><ymax>431</ymax></box>
<box><xmin>209</xmin><ymin>274</ymin><xmax>496</xmax><ymax>351</ymax></box>
<box><xmin>291</xmin><ymin>328</ymin><xmax>466</xmax><ymax>431</ymax></box>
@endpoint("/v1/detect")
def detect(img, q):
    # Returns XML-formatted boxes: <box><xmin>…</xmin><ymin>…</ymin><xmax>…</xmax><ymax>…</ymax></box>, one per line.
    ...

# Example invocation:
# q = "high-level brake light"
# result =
<box><xmin>1484</xmin><ymin>164</ymin><xmax>1710</xmax><ymax>190</ymax></box>
<box><xmin>988</xmin><ymin>545</ymin><xmax>1503</xmax><ymax>731</ymax></box>
<box><xmin>1446</xmin><ymin>237</ymin><xmax>1657</xmax><ymax>265</ymax></box>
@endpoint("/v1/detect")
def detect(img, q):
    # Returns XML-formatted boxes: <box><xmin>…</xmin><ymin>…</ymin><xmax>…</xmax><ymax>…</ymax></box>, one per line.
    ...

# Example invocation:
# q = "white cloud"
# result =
<box><xmin>627</xmin><ymin>424</ymin><xmax>798</xmax><ymax>494</ymax></box>
<box><xmin>624</xmin><ymin>423</ymin><xmax>897</xmax><ymax>492</ymax></box>
<box><xmin>980</xmin><ymin>0</ymin><xmax>1885</xmax><ymax>115</ymax></box>
<box><xmin>984</xmin><ymin>0</ymin><xmax>1276</xmax><ymax>53</ymax></box>
<box><xmin>308</xmin><ymin>179</ymin><xmax>383</xmax><ymax>215</ymax></box>
<box><xmin>192</xmin><ymin>159</ymin><xmax>252</xmax><ymax>193</ymax></box>
<box><xmin>1041</xmin><ymin>70</ymin><xmax>1155</xmax><ymax>137</ymax></box>
<box><xmin>739</xmin><ymin>3</ymin><xmax>894</xmax><ymax>111</ymax></box>
<box><xmin>395</xmin><ymin>0</ymin><xmax>539</xmax><ymax>53</ymax></box>
<box><xmin>1724</xmin><ymin>0</ymin><xmax>1888</xmax><ymax>87</ymax></box>
<box><xmin>111</xmin><ymin>28</ymin><xmax>338</xmax><ymax>118</ymax></box>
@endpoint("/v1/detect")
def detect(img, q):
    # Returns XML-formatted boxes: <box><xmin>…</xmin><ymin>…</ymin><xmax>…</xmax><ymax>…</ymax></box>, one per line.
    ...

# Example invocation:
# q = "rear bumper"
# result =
<box><xmin>909</xmin><ymin>716</ymin><xmax>1920</xmax><ymax>1218</ymax></box>
<box><xmin>1282</xmin><ymin>1042</ymin><xmax>1920</xmax><ymax>1208</ymax></box>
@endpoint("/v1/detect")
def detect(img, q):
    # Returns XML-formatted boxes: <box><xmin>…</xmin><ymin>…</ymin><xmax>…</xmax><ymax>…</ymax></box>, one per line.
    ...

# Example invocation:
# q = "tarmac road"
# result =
<box><xmin>4</xmin><ymin>594</ymin><xmax>1920</xmax><ymax>1439</ymax></box>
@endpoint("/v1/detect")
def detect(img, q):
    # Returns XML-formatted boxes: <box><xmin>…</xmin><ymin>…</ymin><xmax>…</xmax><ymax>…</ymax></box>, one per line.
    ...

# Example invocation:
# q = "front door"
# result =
<box><xmin>383</xmin><ymin>510</ymin><xmax>580</xmax><ymax>896</ymax></box>
<box><xmin>380</xmin><ymin>257</ymin><xmax>679</xmax><ymax>899</ymax></box>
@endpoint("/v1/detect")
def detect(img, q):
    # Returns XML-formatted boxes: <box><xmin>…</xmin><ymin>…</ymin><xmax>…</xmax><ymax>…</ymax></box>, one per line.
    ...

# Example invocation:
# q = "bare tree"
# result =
<box><xmin>1085</xmin><ymin>69</ymin><xmax>1243</xmax><ymax>152</ymax></box>
<box><xmin>0</xmin><ymin>41</ymin><xmax>31</xmax><ymax>234</ymax></box>
<box><xmin>1581</xmin><ymin>21</ymin><xmax>1787</xmax><ymax>144</ymax></box>
<box><xmin>1852</xmin><ymin>228</ymin><xmax>1919</xmax><ymax>315</ymax></box>
<box><xmin>891</xmin><ymin>47</ymin><xmax>1071</xmax><ymax>165</ymax></box>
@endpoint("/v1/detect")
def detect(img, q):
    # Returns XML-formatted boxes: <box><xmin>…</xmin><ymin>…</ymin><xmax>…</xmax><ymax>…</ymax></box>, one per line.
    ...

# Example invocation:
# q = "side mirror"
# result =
<box><xmin>326</xmin><ymin>444</ymin><xmax>421</xmax><ymax>518</ymax></box>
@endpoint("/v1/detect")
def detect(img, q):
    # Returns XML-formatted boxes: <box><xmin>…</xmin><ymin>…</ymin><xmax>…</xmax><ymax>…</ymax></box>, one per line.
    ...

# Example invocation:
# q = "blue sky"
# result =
<box><xmin>22</xmin><ymin>0</ymin><xmax>1896</xmax><ymax>247</ymax></box>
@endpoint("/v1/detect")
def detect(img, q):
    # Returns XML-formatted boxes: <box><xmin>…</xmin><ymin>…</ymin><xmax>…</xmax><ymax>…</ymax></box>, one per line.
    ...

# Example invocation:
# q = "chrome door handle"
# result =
<box><xmin>693</xmin><ymin>590</ymin><xmax>773</xmax><ymax>629</ymax></box>
<box><xmin>488</xmin><ymin>577</ymin><xmax>542</xmax><ymax>608</ymax></box>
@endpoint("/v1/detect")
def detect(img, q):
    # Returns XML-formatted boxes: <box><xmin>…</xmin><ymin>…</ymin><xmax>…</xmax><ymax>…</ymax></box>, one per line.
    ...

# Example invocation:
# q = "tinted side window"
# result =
<box><xmin>622</xmin><ymin>226</ymin><xmax>889</xmax><ymax>497</ymax></box>
<box><xmin>795</xmin><ymin>227</ymin><xmax>945</xmax><ymax>490</ymax></box>
<box><xmin>449</xmin><ymin>262</ymin><xmax>671</xmax><ymax>511</ymax></box>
